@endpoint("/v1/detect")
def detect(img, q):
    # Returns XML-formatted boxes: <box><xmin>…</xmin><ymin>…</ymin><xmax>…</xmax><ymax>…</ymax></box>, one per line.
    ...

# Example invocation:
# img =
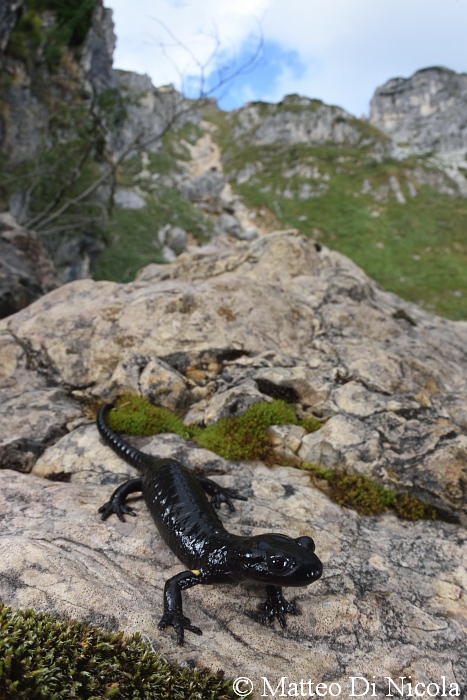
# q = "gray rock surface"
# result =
<box><xmin>0</xmin><ymin>213</ymin><xmax>59</xmax><ymax>318</ymax></box>
<box><xmin>114</xmin><ymin>188</ymin><xmax>147</xmax><ymax>209</ymax></box>
<box><xmin>2</xmin><ymin>439</ymin><xmax>466</xmax><ymax>695</ymax></box>
<box><xmin>157</xmin><ymin>224</ymin><xmax>188</xmax><ymax>255</ymax></box>
<box><xmin>179</xmin><ymin>167</ymin><xmax>225</xmax><ymax>212</ymax></box>
<box><xmin>0</xmin><ymin>230</ymin><xmax>466</xmax><ymax>693</ymax></box>
<box><xmin>370</xmin><ymin>67</ymin><xmax>467</xmax><ymax>194</ymax></box>
<box><xmin>1</xmin><ymin>230</ymin><xmax>466</xmax><ymax>519</ymax></box>
<box><xmin>1</xmin><ymin>0</ymin><xmax>117</xmax><ymax>165</ymax></box>
<box><xmin>370</xmin><ymin>67</ymin><xmax>467</xmax><ymax>158</ymax></box>
<box><xmin>81</xmin><ymin>0</ymin><xmax>117</xmax><ymax>92</ymax></box>
<box><xmin>113</xmin><ymin>74</ymin><xmax>200</xmax><ymax>157</ymax></box>
<box><xmin>231</xmin><ymin>96</ymin><xmax>377</xmax><ymax>149</ymax></box>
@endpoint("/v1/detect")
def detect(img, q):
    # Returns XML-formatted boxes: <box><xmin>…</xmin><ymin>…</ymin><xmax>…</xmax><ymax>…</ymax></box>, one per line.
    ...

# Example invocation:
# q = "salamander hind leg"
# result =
<box><xmin>197</xmin><ymin>476</ymin><xmax>248</xmax><ymax>512</ymax></box>
<box><xmin>260</xmin><ymin>584</ymin><xmax>298</xmax><ymax>628</ymax></box>
<box><xmin>158</xmin><ymin>571</ymin><xmax>204</xmax><ymax>645</ymax></box>
<box><xmin>98</xmin><ymin>477</ymin><xmax>143</xmax><ymax>522</ymax></box>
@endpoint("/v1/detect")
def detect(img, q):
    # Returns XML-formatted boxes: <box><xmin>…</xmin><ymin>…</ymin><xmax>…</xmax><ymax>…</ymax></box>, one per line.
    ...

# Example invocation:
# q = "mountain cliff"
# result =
<box><xmin>1</xmin><ymin>4</ymin><xmax>467</xmax><ymax>319</ymax></box>
<box><xmin>370</xmin><ymin>66</ymin><xmax>467</xmax><ymax>160</ymax></box>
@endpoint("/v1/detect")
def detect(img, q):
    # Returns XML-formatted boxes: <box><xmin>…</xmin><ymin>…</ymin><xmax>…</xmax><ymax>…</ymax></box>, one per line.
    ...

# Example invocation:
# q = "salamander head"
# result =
<box><xmin>228</xmin><ymin>533</ymin><xmax>323</xmax><ymax>586</ymax></box>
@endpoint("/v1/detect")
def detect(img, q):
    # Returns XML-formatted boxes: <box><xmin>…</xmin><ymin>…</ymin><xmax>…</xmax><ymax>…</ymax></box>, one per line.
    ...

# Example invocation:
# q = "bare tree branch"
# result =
<box><xmin>5</xmin><ymin>19</ymin><xmax>263</xmax><ymax>246</ymax></box>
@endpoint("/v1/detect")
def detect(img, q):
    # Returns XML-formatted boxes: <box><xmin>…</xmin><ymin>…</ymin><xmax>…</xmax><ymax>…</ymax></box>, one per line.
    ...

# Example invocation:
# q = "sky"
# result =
<box><xmin>105</xmin><ymin>0</ymin><xmax>467</xmax><ymax>118</ymax></box>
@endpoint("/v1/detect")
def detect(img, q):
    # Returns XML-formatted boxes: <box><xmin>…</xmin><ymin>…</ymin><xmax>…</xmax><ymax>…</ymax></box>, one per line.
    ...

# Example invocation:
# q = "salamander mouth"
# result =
<box><xmin>291</xmin><ymin>561</ymin><xmax>323</xmax><ymax>585</ymax></box>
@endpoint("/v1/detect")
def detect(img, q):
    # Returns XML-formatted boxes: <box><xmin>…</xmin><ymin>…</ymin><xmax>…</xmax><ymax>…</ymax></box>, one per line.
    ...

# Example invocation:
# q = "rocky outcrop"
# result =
<box><xmin>81</xmin><ymin>0</ymin><xmax>117</xmax><ymax>92</ymax></box>
<box><xmin>0</xmin><ymin>1</ymin><xmax>121</xmax><ymax>288</ymax></box>
<box><xmin>1</xmin><ymin>0</ymin><xmax>117</xmax><ymax>165</ymax></box>
<box><xmin>0</xmin><ymin>230</ymin><xmax>466</xmax><ymax>690</ymax></box>
<box><xmin>0</xmin><ymin>213</ymin><xmax>58</xmax><ymax>318</ymax></box>
<box><xmin>113</xmin><ymin>73</ymin><xmax>201</xmax><ymax>157</ymax></box>
<box><xmin>230</xmin><ymin>95</ymin><xmax>382</xmax><ymax>149</ymax></box>
<box><xmin>1</xmin><ymin>230</ymin><xmax>466</xmax><ymax>515</ymax></box>
<box><xmin>370</xmin><ymin>67</ymin><xmax>467</xmax><ymax>192</ymax></box>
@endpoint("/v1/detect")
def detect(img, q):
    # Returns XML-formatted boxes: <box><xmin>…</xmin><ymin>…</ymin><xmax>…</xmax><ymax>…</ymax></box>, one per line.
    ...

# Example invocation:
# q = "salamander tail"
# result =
<box><xmin>96</xmin><ymin>404</ymin><xmax>149</xmax><ymax>472</ymax></box>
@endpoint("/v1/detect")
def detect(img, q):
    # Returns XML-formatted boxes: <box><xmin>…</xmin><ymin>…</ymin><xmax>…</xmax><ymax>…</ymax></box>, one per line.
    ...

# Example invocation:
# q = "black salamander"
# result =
<box><xmin>97</xmin><ymin>404</ymin><xmax>323</xmax><ymax>645</ymax></box>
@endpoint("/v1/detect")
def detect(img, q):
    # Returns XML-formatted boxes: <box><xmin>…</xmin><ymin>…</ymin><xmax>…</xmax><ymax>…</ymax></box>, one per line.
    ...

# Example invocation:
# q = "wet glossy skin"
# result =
<box><xmin>97</xmin><ymin>404</ymin><xmax>323</xmax><ymax>644</ymax></box>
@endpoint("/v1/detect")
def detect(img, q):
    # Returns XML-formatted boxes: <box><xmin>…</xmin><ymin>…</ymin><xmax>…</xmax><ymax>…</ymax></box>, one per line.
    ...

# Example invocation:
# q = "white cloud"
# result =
<box><xmin>106</xmin><ymin>0</ymin><xmax>467</xmax><ymax>115</ymax></box>
<box><xmin>109</xmin><ymin>0</ymin><xmax>267</xmax><ymax>80</ymax></box>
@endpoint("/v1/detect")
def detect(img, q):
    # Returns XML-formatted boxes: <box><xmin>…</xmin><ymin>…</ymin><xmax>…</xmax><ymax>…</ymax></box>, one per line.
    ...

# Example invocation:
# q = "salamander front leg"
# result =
<box><xmin>260</xmin><ymin>584</ymin><xmax>298</xmax><ymax>628</ymax></box>
<box><xmin>98</xmin><ymin>477</ymin><xmax>143</xmax><ymax>522</ymax></box>
<box><xmin>197</xmin><ymin>476</ymin><xmax>247</xmax><ymax>511</ymax></box>
<box><xmin>158</xmin><ymin>570</ymin><xmax>204</xmax><ymax>645</ymax></box>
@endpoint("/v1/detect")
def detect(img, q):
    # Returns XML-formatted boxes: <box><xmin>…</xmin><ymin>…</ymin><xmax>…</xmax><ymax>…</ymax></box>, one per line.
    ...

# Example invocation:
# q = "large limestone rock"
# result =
<box><xmin>0</xmin><ymin>213</ymin><xmax>59</xmax><ymax>319</ymax></box>
<box><xmin>230</xmin><ymin>95</ymin><xmax>380</xmax><ymax>149</ymax></box>
<box><xmin>1</xmin><ymin>441</ymin><xmax>466</xmax><ymax>694</ymax></box>
<box><xmin>1</xmin><ymin>0</ymin><xmax>117</xmax><ymax>164</ymax></box>
<box><xmin>2</xmin><ymin>230</ymin><xmax>466</xmax><ymax>520</ymax></box>
<box><xmin>370</xmin><ymin>67</ymin><xmax>467</xmax><ymax>157</ymax></box>
<box><xmin>0</xmin><ymin>230</ymin><xmax>466</xmax><ymax>692</ymax></box>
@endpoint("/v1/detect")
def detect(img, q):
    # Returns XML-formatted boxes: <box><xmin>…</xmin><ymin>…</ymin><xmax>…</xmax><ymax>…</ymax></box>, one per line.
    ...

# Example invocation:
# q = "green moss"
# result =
<box><xmin>300</xmin><ymin>416</ymin><xmax>326</xmax><ymax>433</ymax></box>
<box><xmin>196</xmin><ymin>400</ymin><xmax>298</xmax><ymax>462</ymax></box>
<box><xmin>103</xmin><ymin>397</ymin><xmax>438</xmax><ymax>522</ymax></box>
<box><xmin>104</xmin><ymin>395</ymin><xmax>307</xmax><ymax>464</ymax></box>
<box><xmin>0</xmin><ymin>603</ymin><xmax>238</xmax><ymax>699</ymax></box>
<box><xmin>105</xmin><ymin>395</ymin><xmax>195</xmax><ymax>441</ymax></box>
<box><xmin>393</xmin><ymin>492</ymin><xmax>437</xmax><ymax>521</ymax></box>
<box><xmin>300</xmin><ymin>462</ymin><xmax>335</xmax><ymax>480</ymax></box>
<box><xmin>330</xmin><ymin>472</ymin><xmax>396</xmax><ymax>516</ymax></box>
<box><xmin>303</xmin><ymin>463</ymin><xmax>438</xmax><ymax>521</ymax></box>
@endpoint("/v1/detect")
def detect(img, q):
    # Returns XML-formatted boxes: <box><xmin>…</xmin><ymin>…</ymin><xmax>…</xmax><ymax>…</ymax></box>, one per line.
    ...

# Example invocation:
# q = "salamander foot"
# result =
<box><xmin>260</xmin><ymin>585</ymin><xmax>298</xmax><ymax>628</ymax></box>
<box><xmin>98</xmin><ymin>500</ymin><xmax>136</xmax><ymax>522</ymax></box>
<box><xmin>158</xmin><ymin>612</ymin><xmax>202</xmax><ymax>646</ymax></box>
<box><xmin>197</xmin><ymin>476</ymin><xmax>248</xmax><ymax>511</ymax></box>
<box><xmin>98</xmin><ymin>477</ymin><xmax>143</xmax><ymax>522</ymax></box>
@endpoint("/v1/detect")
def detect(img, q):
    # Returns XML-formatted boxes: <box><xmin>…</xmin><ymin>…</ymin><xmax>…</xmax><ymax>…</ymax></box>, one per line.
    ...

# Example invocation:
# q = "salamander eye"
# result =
<box><xmin>294</xmin><ymin>536</ymin><xmax>315</xmax><ymax>552</ymax></box>
<box><xmin>268</xmin><ymin>555</ymin><xmax>293</xmax><ymax>573</ymax></box>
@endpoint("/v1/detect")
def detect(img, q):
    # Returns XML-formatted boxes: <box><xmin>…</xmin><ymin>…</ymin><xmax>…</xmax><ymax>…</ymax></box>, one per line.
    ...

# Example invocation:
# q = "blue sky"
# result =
<box><xmin>105</xmin><ymin>0</ymin><xmax>467</xmax><ymax>117</ymax></box>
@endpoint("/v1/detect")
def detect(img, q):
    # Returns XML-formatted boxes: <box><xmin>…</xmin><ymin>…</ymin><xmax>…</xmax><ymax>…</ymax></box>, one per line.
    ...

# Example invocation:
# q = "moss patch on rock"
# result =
<box><xmin>196</xmin><ymin>399</ymin><xmax>298</xmax><ymax>462</ymax></box>
<box><xmin>102</xmin><ymin>394</ymin><xmax>321</xmax><ymax>464</ymax></box>
<box><xmin>0</xmin><ymin>603</ymin><xmax>237</xmax><ymax>699</ymax></box>
<box><xmin>302</xmin><ymin>463</ymin><xmax>438</xmax><ymax>521</ymax></box>
<box><xmin>105</xmin><ymin>394</ymin><xmax>195</xmax><ymax>441</ymax></box>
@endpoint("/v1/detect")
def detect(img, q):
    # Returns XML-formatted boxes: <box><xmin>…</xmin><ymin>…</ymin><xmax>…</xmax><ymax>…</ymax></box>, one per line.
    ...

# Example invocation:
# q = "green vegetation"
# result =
<box><xmin>105</xmin><ymin>396</ymin><xmax>437</xmax><ymax>521</ymax></box>
<box><xmin>105</xmin><ymin>394</ymin><xmax>195</xmax><ymax>440</ymax></box>
<box><xmin>302</xmin><ymin>463</ymin><xmax>438</xmax><ymax>521</ymax></box>
<box><xmin>93</xmin><ymin>125</ymin><xmax>211</xmax><ymax>282</ymax></box>
<box><xmin>196</xmin><ymin>399</ymin><xmax>299</xmax><ymax>462</ymax></box>
<box><xmin>7</xmin><ymin>0</ymin><xmax>97</xmax><ymax>69</ymax></box>
<box><xmin>102</xmin><ymin>394</ymin><xmax>323</xmax><ymax>463</ymax></box>
<box><xmin>6</xmin><ymin>10</ymin><xmax>43</xmax><ymax>64</ymax></box>
<box><xmin>93</xmin><ymin>187</ymin><xmax>210</xmax><ymax>282</ymax></box>
<box><xmin>208</xmin><ymin>106</ymin><xmax>467</xmax><ymax>321</ymax></box>
<box><xmin>0</xmin><ymin>90</ymin><xmax>119</xmax><ymax>259</ymax></box>
<box><xmin>0</xmin><ymin>603</ymin><xmax>238</xmax><ymax>699</ymax></box>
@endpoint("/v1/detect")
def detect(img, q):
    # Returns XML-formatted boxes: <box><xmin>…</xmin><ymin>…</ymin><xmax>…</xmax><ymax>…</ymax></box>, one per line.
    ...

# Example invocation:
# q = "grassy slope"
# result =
<box><xmin>93</xmin><ymin>125</ymin><xmax>211</xmax><ymax>283</ymax></box>
<box><xmin>207</xmin><ymin>105</ymin><xmax>467</xmax><ymax>321</ymax></box>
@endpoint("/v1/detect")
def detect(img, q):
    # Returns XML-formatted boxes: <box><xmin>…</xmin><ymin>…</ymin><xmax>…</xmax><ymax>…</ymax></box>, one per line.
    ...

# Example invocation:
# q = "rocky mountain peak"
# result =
<box><xmin>229</xmin><ymin>95</ymin><xmax>371</xmax><ymax>149</ymax></box>
<box><xmin>369</xmin><ymin>66</ymin><xmax>467</xmax><ymax>162</ymax></box>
